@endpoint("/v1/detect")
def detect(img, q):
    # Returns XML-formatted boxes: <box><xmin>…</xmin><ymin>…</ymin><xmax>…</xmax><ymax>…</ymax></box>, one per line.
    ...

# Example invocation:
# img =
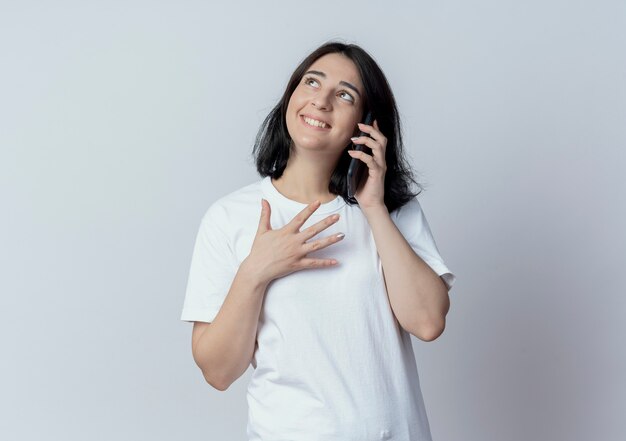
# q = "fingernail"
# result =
<box><xmin>351</xmin><ymin>137</ymin><xmax>359</xmax><ymax>141</ymax></box>
<box><xmin>336</xmin><ymin>233</ymin><xmax>345</xmax><ymax>239</ymax></box>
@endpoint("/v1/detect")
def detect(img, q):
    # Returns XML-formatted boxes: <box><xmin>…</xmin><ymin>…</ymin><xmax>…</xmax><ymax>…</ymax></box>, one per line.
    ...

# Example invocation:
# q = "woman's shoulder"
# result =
<box><xmin>389</xmin><ymin>194</ymin><xmax>422</xmax><ymax>221</ymax></box>
<box><xmin>202</xmin><ymin>177</ymin><xmax>265</xmax><ymax>224</ymax></box>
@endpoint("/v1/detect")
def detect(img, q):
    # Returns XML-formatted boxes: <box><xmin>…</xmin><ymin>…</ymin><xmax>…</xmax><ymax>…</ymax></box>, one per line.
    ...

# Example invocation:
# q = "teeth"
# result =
<box><xmin>303</xmin><ymin>116</ymin><xmax>328</xmax><ymax>128</ymax></box>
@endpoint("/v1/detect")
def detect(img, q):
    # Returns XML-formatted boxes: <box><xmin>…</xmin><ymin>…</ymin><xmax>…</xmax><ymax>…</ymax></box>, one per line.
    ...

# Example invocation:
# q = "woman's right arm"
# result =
<box><xmin>190</xmin><ymin>198</ymin><xmax>344</xmax><ymax>391</ymax></box>
<box><xmin>191</xmin><ymin>258</ymin><xmax>268</xmax><ymax>391</ymax></box>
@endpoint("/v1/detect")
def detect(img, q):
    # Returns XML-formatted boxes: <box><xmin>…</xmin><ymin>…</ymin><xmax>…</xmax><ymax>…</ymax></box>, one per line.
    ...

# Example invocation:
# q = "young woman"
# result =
<box><xmin>181</xmin><ymin>41</ymin><xmax>456</xmax><ymax>441</ymax></box>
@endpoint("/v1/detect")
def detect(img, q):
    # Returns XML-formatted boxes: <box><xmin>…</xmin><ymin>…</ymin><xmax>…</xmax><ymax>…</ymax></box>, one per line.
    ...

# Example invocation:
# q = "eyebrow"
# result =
<box><xmin>304</xmin><ymin>70</ymin><xmax>362</xmax><ymax>99</ymax></box>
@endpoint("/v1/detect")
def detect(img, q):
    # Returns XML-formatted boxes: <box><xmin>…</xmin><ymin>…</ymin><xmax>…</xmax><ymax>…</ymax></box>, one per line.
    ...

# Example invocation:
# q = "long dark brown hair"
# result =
<box><xmin>251</xmin><ymin>40</ymin><xmax>425</xmax><ymax>214</ymax></box>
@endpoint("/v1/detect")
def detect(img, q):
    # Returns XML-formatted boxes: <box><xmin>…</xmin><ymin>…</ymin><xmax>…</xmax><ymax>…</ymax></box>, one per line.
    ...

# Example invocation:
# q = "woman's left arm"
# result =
<box><xmin>362</xmin><ymin>205</ymin><xmax>450</xmax><ymax>341</ymax></box>
<box><xmin>348</xmin><ymin>119</ymin><xmax>449</xmax><ymax>342</ymax></box>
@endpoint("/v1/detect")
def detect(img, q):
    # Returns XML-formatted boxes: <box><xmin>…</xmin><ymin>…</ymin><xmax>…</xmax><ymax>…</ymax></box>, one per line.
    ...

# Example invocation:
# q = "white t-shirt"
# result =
<box><xmin>181</xmin><ymin>176</ymin><xmax>456</xmax><ymax>441</ymax></box>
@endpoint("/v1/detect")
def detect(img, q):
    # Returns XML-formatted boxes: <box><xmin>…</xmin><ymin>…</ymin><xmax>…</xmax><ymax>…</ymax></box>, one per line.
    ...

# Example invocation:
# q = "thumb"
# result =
<box><xmin>257</xmin><ymin>198</ymin><xmax>272</xmax><ymax>234</ymax></box>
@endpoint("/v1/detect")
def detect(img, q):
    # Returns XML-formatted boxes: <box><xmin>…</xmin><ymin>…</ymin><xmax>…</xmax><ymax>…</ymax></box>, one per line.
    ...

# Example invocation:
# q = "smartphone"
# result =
<box><xmin>347</xmin><ymin>110</ymin><xmax>374</xmax><ymax>201</ymax></box>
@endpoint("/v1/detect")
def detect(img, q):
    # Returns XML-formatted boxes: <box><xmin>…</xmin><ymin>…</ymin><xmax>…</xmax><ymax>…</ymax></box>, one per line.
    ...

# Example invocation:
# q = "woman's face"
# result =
<box><xmin>286</xmin><ymin>53</ymin><xmax>365</xmax><ymax>156</ymax></box>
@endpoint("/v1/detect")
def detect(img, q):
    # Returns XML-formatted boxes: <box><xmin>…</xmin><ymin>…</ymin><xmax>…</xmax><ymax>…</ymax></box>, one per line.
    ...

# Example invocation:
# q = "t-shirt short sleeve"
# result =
<box><xmin>180</xmin><ymin>203</ymin><xmax>240</xmax><ymax>323</ymax></box>
<box><xmin>391</xmin><ymin>196</ymin><xmax>457</xmax><ymax>291</ymax></box>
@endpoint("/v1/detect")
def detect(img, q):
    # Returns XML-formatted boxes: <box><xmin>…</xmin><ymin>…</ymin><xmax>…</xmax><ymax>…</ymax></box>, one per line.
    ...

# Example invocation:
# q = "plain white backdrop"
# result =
<box><xmin>1</xmin><ymin>1</ymin><xmax>625</xmax><ymax>440</ymax></box>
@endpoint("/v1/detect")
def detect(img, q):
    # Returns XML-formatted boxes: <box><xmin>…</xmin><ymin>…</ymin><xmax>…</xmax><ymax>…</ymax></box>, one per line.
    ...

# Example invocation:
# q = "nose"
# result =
<box><xmin>312</xmin><ymin>90</ymin><xmax>332</xmax><ymax>111</ymax></box>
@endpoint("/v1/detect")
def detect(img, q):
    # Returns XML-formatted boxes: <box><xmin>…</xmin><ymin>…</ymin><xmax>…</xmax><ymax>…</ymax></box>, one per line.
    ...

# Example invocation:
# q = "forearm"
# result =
<box><xmin>362</xmin><ymin>205</ymin><xmax>449</xmax><ymax>340</ymax></box>
<box><xmin>193</xmin><ymin>259</ymin><xmax>268</xmax><ymax>389</ymax></box>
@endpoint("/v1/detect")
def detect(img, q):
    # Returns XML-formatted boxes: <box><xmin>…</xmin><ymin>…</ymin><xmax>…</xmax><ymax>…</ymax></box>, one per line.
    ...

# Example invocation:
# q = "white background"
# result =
<box><xmin>1</xmin><ymin>1</ymin><xmax>625</xmax><ymax>440</ymax></box>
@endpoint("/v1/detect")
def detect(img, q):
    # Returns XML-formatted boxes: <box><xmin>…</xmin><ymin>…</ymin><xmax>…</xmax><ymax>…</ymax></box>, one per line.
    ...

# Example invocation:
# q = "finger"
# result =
<box><xmin>303</xmin><ymin>231</ymin><xmax>345</xmax><ymax>253</ymax></box>
<box><xmin>297</xmin><ymin>257</ymin><xmax>339</xmax><ymax>269</ymax></box>
<box><xmin>350</xmin><ymin>137</ymin><xmax>385</xmax><ymax>168</ymax></box>
<box><xmin>357</xmin><ymin>122</ymin><xmax>381</xmax><ymax>141</ymax></box>
<box><xmin>347</xmin><ymin>149</ymin><xmax>379</xmax><ymax>169</ymax></box>
<box><xmin>257</xmin><ymin>198</ymin><xmax>272</xmax><ymax>234</ymax></box>
<box><xmin>372</xmin><ymin>120</ymin><xmax>387</xmax><ymax>152</ymax></box>
<box><xmin>299</xmin><ymin>213</ymin><xmax>340</xmax><ymax>241</ymax></box>
<box><xmin>351</xmin><ymin>135</ymin><xmax>379</xmax><ymax>151</ymax></box>
<box><xmin>350</xmin><ymin>137</ymin><xmax>376</xmax><ymax>158</ymax></box>
<box><xmin>286</xmin><ymin>199</ymin><xmax>322</xmax><ymax>232</ymax></box>
<box><xmin>357</xmin><ymin>121</ymin><xmax>386</xmax><ymax>146</ymax></box>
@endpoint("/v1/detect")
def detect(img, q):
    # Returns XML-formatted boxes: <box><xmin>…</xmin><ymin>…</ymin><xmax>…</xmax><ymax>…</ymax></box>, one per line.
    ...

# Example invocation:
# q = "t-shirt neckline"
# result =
<box><xmin>261</xmin><ymin>176</ymin><xmax>346</xmax><ymax>215</ymax></box>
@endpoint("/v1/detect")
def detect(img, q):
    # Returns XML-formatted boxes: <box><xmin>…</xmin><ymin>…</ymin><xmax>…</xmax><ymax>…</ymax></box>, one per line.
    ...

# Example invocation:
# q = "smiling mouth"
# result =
<box><xmin>300</xmin><ymin>115</ymin><xmax>331</xmax><ymax>130</ymax></box>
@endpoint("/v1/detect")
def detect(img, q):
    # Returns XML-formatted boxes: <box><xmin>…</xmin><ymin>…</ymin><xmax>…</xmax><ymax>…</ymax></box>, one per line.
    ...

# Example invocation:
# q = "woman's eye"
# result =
<box><xmin>304</xmin><ymin>77</ymin><xmax>318</xmax><ymax>87</ymax></box>
<box><xmin>303</xmin><ymin>77</ymin><xmax>354</xmax><ymax>103</ymax></box>
<box><xmin>339</xmin><ymin>91</ymin><xmax>355</xmax><ymax>103</ymax></box>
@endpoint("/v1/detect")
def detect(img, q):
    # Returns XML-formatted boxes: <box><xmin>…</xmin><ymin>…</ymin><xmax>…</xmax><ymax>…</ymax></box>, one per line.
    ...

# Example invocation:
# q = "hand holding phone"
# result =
<box><xmin>347</xmin><ymin>111</ymin><xmax>374</xmax><ymax>201</ymax></box>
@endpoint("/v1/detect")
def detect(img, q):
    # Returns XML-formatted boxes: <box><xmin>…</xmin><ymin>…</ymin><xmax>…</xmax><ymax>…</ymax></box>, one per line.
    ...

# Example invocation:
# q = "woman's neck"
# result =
<box><xmin>271</xmin><ymin>173</ymin><xmax>336</xmax><ymax>204</ymax></box>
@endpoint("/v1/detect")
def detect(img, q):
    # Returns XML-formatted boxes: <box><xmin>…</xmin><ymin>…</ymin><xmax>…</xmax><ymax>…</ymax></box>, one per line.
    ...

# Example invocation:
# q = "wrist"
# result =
<box><xmin>240</xmin><ymin>256</ymin><xmax>272</xmax><ymax>290</ymax></box>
